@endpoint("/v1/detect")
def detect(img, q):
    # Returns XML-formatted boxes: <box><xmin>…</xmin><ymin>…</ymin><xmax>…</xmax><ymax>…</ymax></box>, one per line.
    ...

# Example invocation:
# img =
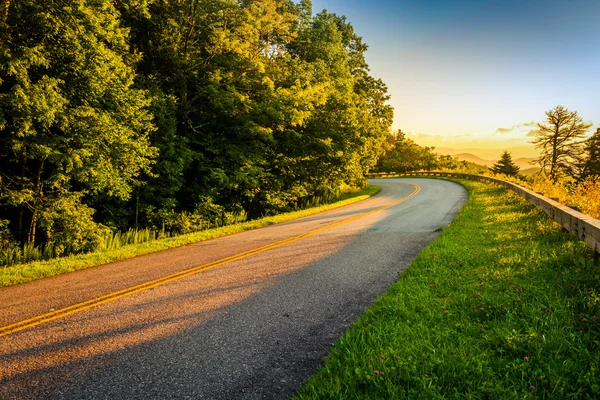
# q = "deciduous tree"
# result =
<box><xmin>0</xmin><ymin>0</ymin><xmax>156</xmax><ymax>249</ymax></box>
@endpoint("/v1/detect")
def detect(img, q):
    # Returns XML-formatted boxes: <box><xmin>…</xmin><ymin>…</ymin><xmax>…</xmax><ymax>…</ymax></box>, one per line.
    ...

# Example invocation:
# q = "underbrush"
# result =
<box><xmin>492</xmin><ymin>174</ymin><xmax>600</xmax><ymax>219</ymax></box>
<box><xmin>0</xmin><ymin>186</ymin><xmax>370</xmax><ymax>268</ymax></box>
<box><xmin>295</xmin><ymin>179</ymin><xmax>598</xmax><ymax>399</ymax></box>
<box><xmin>0</xmin><ymin>186</ymin><xmax>380</xmax><ymax>287</ymax></box>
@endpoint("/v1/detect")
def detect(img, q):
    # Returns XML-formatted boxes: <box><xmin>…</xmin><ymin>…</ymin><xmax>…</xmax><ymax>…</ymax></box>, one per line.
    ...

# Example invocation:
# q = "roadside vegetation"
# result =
<box><xmin>295</xmin><ymin>179</ymin><xmax>599</xmax><ymax>399</ymax></box>
<box><xmin>377</xmin><ymin>107</ymin><xmax>600</xmax><ymax>219</ymax></box>
<box><xmin>375</xmin><ymin>130</ymin><xmax>488</xmax><ymax>175</ymax></box>
<box><xmin>496</xmin><ymin>174</ymin><xmax>600</xmax><ymax>219</ymax></box>
<box><xmin>0</xmin><ymin>186</ymin><xmax>379</xmax><ymax>288</ymax></box>
<box><xmin>1</xmin><ymin>1</ymin><xmax>392</xmax><ymax>268</ymax></box>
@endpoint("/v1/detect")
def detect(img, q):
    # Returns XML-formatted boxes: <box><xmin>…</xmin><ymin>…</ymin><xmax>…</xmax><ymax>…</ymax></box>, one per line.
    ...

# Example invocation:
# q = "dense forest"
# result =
<box><xmin>0</xmin><ymin>0</ymin><xmax>394</xmax><ymax>255</ymax></box>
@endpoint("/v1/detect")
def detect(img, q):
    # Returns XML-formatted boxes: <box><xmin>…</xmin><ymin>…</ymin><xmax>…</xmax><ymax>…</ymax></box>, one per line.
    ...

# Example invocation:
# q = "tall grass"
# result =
<box><xmin>0</xmin><ymin>186</ymin><xmax>378</xmax><ymax>280</ymax></box>
<box><xmin>0</xmin><ymin>212</ymin><xmax>249</xmax><ymax>268</ymax></box>
<box><xmin>492</xmin><ymin>173</ymin><xmax>600</xmax><ymax>219</ymax></box>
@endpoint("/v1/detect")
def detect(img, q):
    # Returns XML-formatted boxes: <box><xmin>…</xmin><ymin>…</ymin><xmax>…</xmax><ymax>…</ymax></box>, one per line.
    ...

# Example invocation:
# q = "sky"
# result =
<box><xmin>309</xmin><ymin>0</ymin><xmax>600</xmax><ymax>157</ymax></box>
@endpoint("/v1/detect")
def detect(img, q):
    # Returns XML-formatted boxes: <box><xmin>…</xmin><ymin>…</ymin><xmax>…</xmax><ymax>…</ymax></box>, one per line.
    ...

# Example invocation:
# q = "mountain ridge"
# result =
<box><xmin>450</xmin><ymin>153</ymin><xmax>536</xmax><ymax>170</ymax></box>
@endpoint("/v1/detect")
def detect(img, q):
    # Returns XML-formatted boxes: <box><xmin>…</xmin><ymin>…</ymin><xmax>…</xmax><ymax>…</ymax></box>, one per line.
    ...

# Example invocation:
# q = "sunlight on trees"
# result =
<box><xmin>580</xmin><ymin>128</ymin><xmax>600</xmax><ymax>180</ymax></box>
<box><xmin>0</xmin><ymin>0</ymin><xmax>393</xmax><ymax>256</ymax></box>
<box><xmin>490</xmin><ymin>151</ymin><xmax>520</xmax><ymax>176</ymax></box>
<box><xmin>531</xmin><ymin>105</ymin><xmax>592</xmax><ymax>181</ymax></box>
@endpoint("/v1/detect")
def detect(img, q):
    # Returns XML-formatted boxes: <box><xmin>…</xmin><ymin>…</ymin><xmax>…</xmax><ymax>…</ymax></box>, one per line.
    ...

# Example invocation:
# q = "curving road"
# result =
<box><xmin>0</xmin><ymin>178</ymin><xmax>467</xmax><ymax>399</ymax></box>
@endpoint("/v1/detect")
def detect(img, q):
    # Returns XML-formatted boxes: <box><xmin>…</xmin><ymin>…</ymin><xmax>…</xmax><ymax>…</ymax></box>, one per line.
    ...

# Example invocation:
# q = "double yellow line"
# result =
<box><xmin>0</xmin><ymin>183</ymin><xmax>420</xmax><ymax>338</ymax></box>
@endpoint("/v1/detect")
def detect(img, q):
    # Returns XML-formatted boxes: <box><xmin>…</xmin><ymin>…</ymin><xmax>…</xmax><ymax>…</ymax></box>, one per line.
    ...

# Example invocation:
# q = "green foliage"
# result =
<box><xmin>374</xmin><ymin>130</ymin><xmax>487</xmax><ymax>174</ymax></box>
<box><xmin>0</xmin><ymin>0</ymin><xmax>156</xmax><ymax>249</ymax></box>
<box><xmin>294</xmin><ymin>179</ymin><xmax>598</xmax><ymax>399</ymax></box>
<box><xmin>375</xmin><ymin>130</ymin><xmax>438</xmax><ymax>173</ymax></box>
<box><xmin>0</xmin><ymin>0</ymin><xmax>393</xmax><ymax>260</ymax></box>
<box><xmin>0</xmin><ymin>219</ymin><xmax>15</xmax><ymax>247</ymax></box>
<box><xmin>0</xmin><ymin>185</ymin><xmax>380</xmax><ymax>286</ymax></box>
<box><xmin>581</xmin><ymin>128</ymin><xmax>600</xmax><ymax>180</ymax></box>
<box><xmin>491</xmin><ymin>150</ymin><xmax>520</xmax><ymax>176</ymax></box>
<box><xmin>117</xmin><ymin>0</ymin><xmax>392</xmax><ymax>221</ymax></box>
<box><xmin>39</xmin><ymin>193</ymin><xmax>111</xmax><ymax>256</ymax></box>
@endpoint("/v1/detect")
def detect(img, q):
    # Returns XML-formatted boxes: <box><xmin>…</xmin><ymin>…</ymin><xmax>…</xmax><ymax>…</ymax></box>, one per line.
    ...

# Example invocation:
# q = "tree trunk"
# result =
<box><xmin>550</xmin><ymin>124</ymin><xmax>559</xmax><ymax>180</ymax></box>
<box><xmin>28</xmin><ymin>209</ymin><xmax>37</xmax><ymax>244</ymax></box>
<box><xmin>28</xmin><ymin>160</ymin><xmax>45</xmax><ymax>244</ymax></box>
<box><xmin>17</xmin><ymin>204</ymin><xmax>24</xmax><ymax>242</ymax></box>
<box><xmin>16</xmin><ymin>157</ymin><xmax>26</xmax><ymax>242</ymax></box>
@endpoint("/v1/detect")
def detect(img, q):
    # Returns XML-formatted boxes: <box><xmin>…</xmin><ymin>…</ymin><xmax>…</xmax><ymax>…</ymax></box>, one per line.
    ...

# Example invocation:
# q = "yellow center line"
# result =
<box><xmin>0</xmin><ymin>183</ymin><xmax>420</xmax><ymax>338</ymax></box>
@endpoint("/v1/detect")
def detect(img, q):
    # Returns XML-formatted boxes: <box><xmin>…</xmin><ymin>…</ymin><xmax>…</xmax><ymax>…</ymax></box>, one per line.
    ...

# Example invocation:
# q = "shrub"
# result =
<box><xmin>571</xmin><ymin>175</ymin><xmax>600</xmax><ymax>218</ymax></box>
<box><xmin>40</xmin><ymin>194</ymin><xmax>110</xmax><ymax>256</ymax></box>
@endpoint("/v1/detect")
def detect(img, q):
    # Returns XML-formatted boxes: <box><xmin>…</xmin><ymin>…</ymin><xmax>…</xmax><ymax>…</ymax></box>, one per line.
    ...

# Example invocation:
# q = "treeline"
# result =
<box><xmin>0</xmin><ymin>0</ymin><xmax>393</xmax><ymax>255</ymax></box>
<box><xmin>377</xmin><ymin>106</ymin><xmax>600</xmax><ymax>181</ymax></box>
<box><xmin>375</xmin><ymin>131</ymin><xmax>488</xmax><ymax>175</ymax></box>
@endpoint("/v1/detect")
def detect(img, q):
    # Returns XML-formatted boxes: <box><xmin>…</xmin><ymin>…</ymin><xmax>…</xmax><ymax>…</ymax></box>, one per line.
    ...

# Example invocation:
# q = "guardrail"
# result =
<box><xmin>366</xmin><ymin>171</ymin><xmax>600</xmax><ymax>259</ymax></box>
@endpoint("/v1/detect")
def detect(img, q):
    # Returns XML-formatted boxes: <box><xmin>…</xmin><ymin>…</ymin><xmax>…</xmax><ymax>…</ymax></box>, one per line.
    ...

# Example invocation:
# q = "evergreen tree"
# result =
<box><xmin>581</xmin><ymin>128</ymin><xmax>600</xmax><ymax>180</ymax></box>
<box><xmin>490</xmin><ymin>151</ymin><xmax>520</xmax><ymax>176</ymax></box>
<box><xmin>531</xmin><ymin>105</ymin><xmax>592</xmax><ymax>181</ymax></box>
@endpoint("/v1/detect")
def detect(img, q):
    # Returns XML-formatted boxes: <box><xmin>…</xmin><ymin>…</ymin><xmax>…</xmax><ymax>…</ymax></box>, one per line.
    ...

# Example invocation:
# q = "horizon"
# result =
<box><xmin>310</xmin><ymin>0</ymin><xmax>600</xmax><ymax>155</ymax></box>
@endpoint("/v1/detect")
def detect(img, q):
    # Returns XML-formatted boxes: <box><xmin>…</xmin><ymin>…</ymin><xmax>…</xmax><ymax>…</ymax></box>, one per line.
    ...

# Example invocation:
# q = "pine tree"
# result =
<box><xmin>581</xmin><ymin>128</ymin><xmax>600</xmax><ymax>180</ymax></box>
<box><xmin>491</xmin><ymin>151</ymin><xmax>520</xmax><ymax>176</ymax></box>
<box><xmin>531</xmin><ymin>105</ymin><xmax>592</xmax><ymax>181</ymax></box>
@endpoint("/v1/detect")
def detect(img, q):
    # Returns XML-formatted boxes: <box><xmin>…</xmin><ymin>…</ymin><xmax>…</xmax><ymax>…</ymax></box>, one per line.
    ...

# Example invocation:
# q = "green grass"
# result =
<box><xmin>294</xmin><ymin>179</ymin><xmax>599</xmax><ymax>399</ymax></box>
<box><xmin>0</xmin><ymin>185</ymin><xmax>380</xmax><ymax>288</ymax></box>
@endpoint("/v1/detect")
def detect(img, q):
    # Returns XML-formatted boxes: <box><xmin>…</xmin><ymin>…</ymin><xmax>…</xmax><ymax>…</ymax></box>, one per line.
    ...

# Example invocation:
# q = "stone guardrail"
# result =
<box><xmin>366</xmin><ymin>171</ymin><xmax>600</xmax><ymax>259</ymax></box>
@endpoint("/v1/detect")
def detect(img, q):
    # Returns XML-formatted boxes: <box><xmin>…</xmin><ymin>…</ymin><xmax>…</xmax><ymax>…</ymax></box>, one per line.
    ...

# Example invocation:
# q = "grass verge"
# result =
<box><xmin>294</xmin><ymin>179</ymin><xmax>599</xmax><ymax>399</ymax></box>
<box><xmin>0</xmin><ymin>185</ymin><xmax>380</xmax><ymax>288</ymax></box>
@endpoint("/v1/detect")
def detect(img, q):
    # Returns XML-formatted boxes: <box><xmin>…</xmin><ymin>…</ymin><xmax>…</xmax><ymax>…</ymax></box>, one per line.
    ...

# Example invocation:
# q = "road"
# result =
<box><xmin>0</xmin><ymin>178</ymin><xmax>467</xmax><ymax>399</ymax></box>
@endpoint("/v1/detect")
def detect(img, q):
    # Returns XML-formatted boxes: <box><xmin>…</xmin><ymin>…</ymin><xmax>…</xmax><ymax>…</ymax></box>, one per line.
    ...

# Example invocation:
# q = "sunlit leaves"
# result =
<box><xmin>0</xmin><ymin>0</ymin><xmax>393</xmax><ymax>253</ymax></box>
<box><xmin>0</xmin><ymin>0</ymin><xmax>156</xmax><ymax>246</ymax></box>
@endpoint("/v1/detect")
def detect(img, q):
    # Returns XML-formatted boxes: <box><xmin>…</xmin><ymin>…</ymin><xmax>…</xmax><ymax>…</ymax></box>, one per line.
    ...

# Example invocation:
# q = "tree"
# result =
<box><xmin>437</xmin><ymin>155</ymin><xmax>458</xmax><ymax>170</ymax></box>
<box><xmin>117</xmin><ymin>1</ymin><xmax>392</xmax><ymax>221</ymax></box>
<box><xmin>0</xmin><ymin>0</ymin><xmax>395</xmax><ymax>257</ymax></box>
<box><xmin>531</xmin><ymin>105</ymin><xmax>592</xmax><ymax>181</ymax></box>
<box><xmin>580</xmin><ymin>128</ymin><xmax>600</xmax><ymax>180</ymax></box>
<box><xmin>490</xmin><ymin>151</ymin><xmax>520</xmax><ymax>176</ymax></box>
<box><xmin>0</xmin><ymin>0</ymin><xmax>156</xmax><ymax>249</ymax></box>
<box><xmin>375</xmin><ymin>131</ymin><xmax>437</xmax><ymax>173</ymax></box>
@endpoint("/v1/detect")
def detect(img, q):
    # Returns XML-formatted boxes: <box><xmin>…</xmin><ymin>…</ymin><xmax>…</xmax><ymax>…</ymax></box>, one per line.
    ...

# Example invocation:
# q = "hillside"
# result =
<box><xmin>434</xmin><ymin>146</ymin><xmax>539</xmax><ymax>160</ymax></box>
<box><xmin>451</xmin><ymin>153</ymin><xmax>536</xmax><ymax>170</ymax></box>
<box><xmin>521</xmin><ymin>167</ymin><xmax>542</xmax><ymax>176</ymax></box>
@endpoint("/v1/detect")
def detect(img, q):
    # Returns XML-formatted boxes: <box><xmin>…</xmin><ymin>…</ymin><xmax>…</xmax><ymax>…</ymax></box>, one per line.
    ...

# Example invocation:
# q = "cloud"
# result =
<box><xmin>526</xmin><ymin>129</ymin><xmax>540</xmax><ymax>137</ymax></box>
<box><xmin>494</xmin><ymin>122</ymin><xmax>538</xmax><ymax>135</ymax></box>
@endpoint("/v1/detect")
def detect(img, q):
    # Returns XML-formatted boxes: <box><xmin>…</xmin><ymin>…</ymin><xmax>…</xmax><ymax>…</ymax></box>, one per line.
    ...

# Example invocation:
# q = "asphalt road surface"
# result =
<box><xmin>0</xmin><ymin>178</ymin><xmax>467</xmax><ymax>399</ymax></box>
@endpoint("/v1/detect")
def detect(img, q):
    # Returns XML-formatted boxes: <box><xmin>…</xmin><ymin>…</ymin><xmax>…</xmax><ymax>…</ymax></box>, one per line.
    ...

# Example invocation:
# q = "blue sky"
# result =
<box><xmin>310</xmin><ymin>0</ymin><xmax>600</xmax><ymax>155</ymax></box>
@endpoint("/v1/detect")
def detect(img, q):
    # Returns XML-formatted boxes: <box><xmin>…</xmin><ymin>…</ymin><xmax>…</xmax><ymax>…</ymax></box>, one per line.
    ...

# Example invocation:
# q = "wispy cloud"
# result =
<box><xmin>494</xmin><ymin>122</ymin><xmax>537</xmax><ymax>135</ymax></box>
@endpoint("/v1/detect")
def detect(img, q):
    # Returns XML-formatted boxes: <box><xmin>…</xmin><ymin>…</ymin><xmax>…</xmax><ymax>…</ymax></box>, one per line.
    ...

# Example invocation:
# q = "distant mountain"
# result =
<box><xmin>513</xmin><ymin>157</ymin><xmax>537</xmax><ymax>170</ymax></box>
<box><xmin>447</xmin><ymin>153</ymin><xmax>536</xmax><ymax>170</ymax></box>
<box><xmin>453</xmin><ymin>153</ymin><xmax>494</xmax><ymax>167</ymax></box>
<box><xmin>434</xmin><ymin>146</ymin><xmax>539</xmax><ymax>160</ymax></box>
<box><xmin>520</xmin><ymin>167</ymin><xmax>541</xmax><ymax>176</ymax></box>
